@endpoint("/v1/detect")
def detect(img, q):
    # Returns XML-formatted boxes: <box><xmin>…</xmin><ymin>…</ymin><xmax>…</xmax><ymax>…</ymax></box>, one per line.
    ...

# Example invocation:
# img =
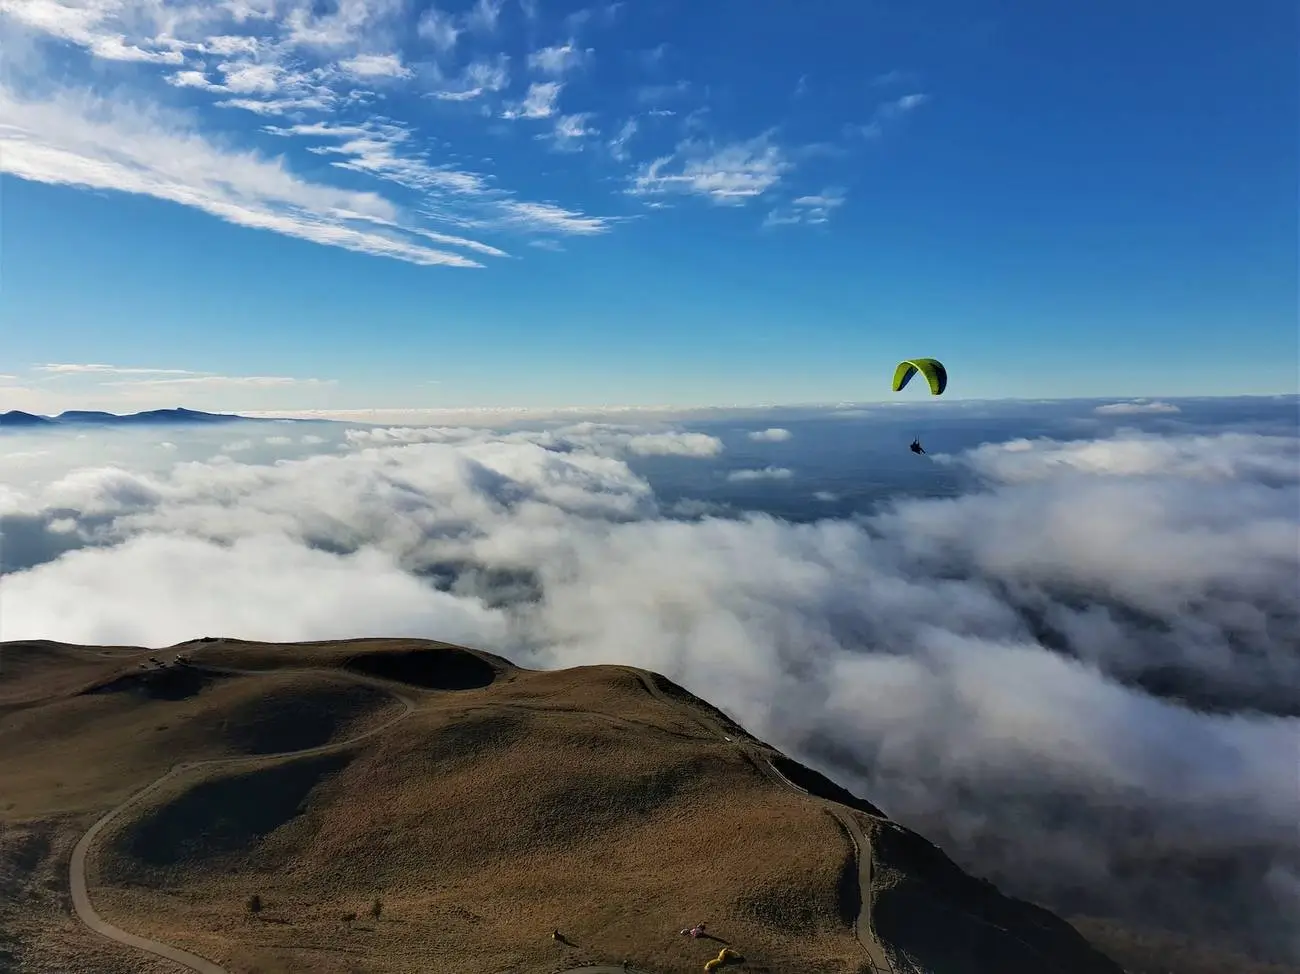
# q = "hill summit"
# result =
<box><xmin>0</xmin><ymin>636</ymin><xmax>1142</xmax><ymax>973</ymax></box>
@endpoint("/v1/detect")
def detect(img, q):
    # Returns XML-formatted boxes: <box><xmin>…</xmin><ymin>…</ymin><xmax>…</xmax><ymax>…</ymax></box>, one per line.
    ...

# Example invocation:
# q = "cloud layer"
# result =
<box><xmin>1</xmin><ymin>414</ymin><xmax>1297</xmax><ymax>961</ymax></box>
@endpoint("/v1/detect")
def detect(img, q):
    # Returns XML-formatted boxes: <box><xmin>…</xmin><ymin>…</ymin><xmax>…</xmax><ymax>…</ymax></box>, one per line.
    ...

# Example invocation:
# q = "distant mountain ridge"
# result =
<box><xmin>0</xmin><ymin>407</ymin><xmax>249</xmax><ymax>428</ymax></box>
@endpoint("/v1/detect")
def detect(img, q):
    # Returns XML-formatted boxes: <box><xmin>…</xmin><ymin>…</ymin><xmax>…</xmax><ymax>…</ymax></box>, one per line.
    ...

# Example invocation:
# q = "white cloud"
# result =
<box><xmin>283</xmin><ymin>0</ymin><xmax>407</xmax><ymax>51</ymax></box>
<box><xmin>35</xmin><ymin>364</ymin><xmax>199</xmax><ymax>376</ymax></box>
<box><xmin>465</xmin><ymin>0</ymin><xmax>503</xmax><ymax>34</ymax></box>
<box><xmin>727</xmin><ymin>466</ymin><xmax>793</xmax><ymax>481</ymax></box>
<box><xmin>544</xmin><ymin>112</ymin><xmax>597</xmax><ymax>150</ymax></box>
<box><xmin>337</xmin><ymin>52</ymin><xmax>412</xmax><ymax>80</ymax></box>
<box><xmin>103</xmin><ymin>374</ymin><xmax>334</xmax><ymax>390</ymax></box>
<box><xmin>503</xmin><ymin>80</ymin><xmax>562</xmax><ymax>119</ymax></box>
<box><xmin>527</xmin><ymin>40</ymin><xmax>589</xmax><ymax>76</ymax></box>
<box><xmin>0</xmin><ymin>0</ymin><xmax>615</xmax><ymax>260</ymax></box>
<box><xmin>269</xmin><ymin>118</ymin><xmax>611</xmax><ymax>240</ymax></box>
<box><xmin>1095</xmin><ymin>399</ymin><xmax>1183</xmax><ymax>415</ymax></box>
<box><xmin>426</xmin><ymin>56</ymin><xmax>509</xmax><ymax>101</ymax></box>
<box><xmin>748</xmin><ymin>427</ymin><xmax>792</xmax><ymax>442</ymax></box>
<box><xmin>882</xmin><ymin>92</ymin><xmax>928</xmax><ymax>116</ymax></box>
<box><xmin>0</xmin><ymin>85</ymin><xmax>489</xmax><ymax>267</ymax></box>
<box><xmin>764</xmin><ymin>188</ymin><xmax>845</xmax><ymax>227</ymax></box>
<box><xmin>494</xmin><ymin>200</ymin><xmax>611</xmax><ymax>235</ymax></box>
<box><xmin>624</xmin><ymin>432</ymin><xmax>723</xmax><ymax>457</ymax></box>
<box><xmin>957</xmin><ymin>431</ymin><xmax>1299</xmax><ymax>485</ymax></box>
<box><xmin>343</xmin><ymin>423</ymin><xmax>724</xmax><ymax>460</ymax></box>
<box><xmin>851</xmin><ymin>92</ymin><xmax>930</xmax><ymax>139</ymax></box>
<box><xmin>632</xmin><ymin>132</ymin><xmax>792</xmax><ymax>205</ymax></box>
<box><xmin>0</xmin><ymin>0</ymin><xmax>866</xmax><ymax>264</ymax></box>
<box><xmin>0</xmin><ymin>0</ymin><xmax>186</xmax><ymax>64</ymax></box>
<box><xmin>416</xmin><ymin>5</ymin><xmax>461</xmax><ymax>53</ymax></box>
<box><xmin>608</xmin><ymin>118</ymin><xmax>637</xmax><ymax>161</ymax></box>
<box><xmin>3</xmin><ymin>421</ymin><xmax>1296</xmax><ymax>966</ymax></box>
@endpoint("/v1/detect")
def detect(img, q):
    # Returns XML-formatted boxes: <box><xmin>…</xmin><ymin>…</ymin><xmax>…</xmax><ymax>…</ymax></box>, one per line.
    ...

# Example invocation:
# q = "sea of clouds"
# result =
<box><xmin>1</xmin><ymin>397</ymin><xmax>1297</xmax><ymax>960</ymax></box>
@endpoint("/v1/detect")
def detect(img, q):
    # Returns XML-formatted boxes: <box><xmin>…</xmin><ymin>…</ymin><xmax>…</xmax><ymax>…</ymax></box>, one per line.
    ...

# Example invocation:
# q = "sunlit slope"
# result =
<box><xmin>3</xmin><ymin>637</ymin><xmax>1130</xmax><ymax>973</ymax></box>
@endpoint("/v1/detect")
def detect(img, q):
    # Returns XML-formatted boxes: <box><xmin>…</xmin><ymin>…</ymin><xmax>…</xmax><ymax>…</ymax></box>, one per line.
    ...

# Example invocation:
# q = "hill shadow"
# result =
<box><xmin>111</xmin><ymin>751</ymin><xmax>353</xmax><ymax>874</ymax></box>
<box><xmin>341</xmin><ymin>647</ymin><xmax>496</xmax><ymax>690</ymax></box>
<box><xmin>768</xmin><ymin>754</ymin><xmax>887</xmax><ymax>818</ymax></box>
<box><xmin>871</xmin><ymin>823</ymin><xmax>1123</xmax><ymax>974</ymax></box>
<box><xmin>80</xmin><ymin>664</ymin><xmax>230</xmax><ymax>701</ymax></box>
<box><xmin>646</xmin><ymin>673</ymin><xmax>752</xmax><ymax>740</ymax></box>
<box><xmin>211</xmin><ymin>682</ymin><xmax>396</xmax><ymax>755</ymax></box>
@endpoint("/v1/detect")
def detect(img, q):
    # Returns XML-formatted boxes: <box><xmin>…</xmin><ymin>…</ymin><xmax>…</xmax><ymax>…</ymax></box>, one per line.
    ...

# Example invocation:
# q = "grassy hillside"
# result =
<box><xmin>0</xmin><ymin>637</ymin><xmax>1266</xmax><ymax>973</ymax></box>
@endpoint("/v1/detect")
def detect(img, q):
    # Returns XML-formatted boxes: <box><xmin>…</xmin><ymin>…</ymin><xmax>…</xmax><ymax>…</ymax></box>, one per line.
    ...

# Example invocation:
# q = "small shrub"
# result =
<box><xmin>246</xmin><ymin>894</ymin><xmax>263</xmax><ymax>915</ymax></box>
<box><xmin>342</xmin><ymin>911</ymin><xmax>358</xmax><ymax>923</ymax></box>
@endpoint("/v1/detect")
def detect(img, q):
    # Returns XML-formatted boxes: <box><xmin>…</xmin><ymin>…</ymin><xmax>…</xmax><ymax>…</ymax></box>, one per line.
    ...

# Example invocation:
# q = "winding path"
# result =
<box><xmin>68</xmin><ymin>665</ymin><xmax>417</xmax><ymax>974</ymax></box>
<box><xmin>67</xmin><ymin>660</ymin><xmax>895</xmax><ymax>974</ymax></box>
<box><xmin>631</xmin><ymin>673</ymin><xmax>898</xmax><ymax>974</ymax></box>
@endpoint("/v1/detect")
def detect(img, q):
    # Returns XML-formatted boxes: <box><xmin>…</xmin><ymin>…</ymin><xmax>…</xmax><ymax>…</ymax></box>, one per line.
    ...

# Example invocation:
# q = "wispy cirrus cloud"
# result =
<box><xmin>426</xmin><ymin>56</ymin><xmax>510</xmax><ymax>101</ymax></box>
<box><xmin>35</xmin><ymin>364</ymin><xmax>200</xmax><ymax>376</ymax></box>
<box><xmin>0</xmin><ymin>85</ymin><xmax>491</xmax><ymax>267</ymax></box>
<box><xmin>415</xmin><ymin>5</ymin><xmax>462</xmax><ymax>53</ymax></box>
<box><xmin>849</xmin><ymin>92</ymin><xmax>930</xmax><ymax>139</ymax></box>
<box><xmin>632</xmin><ymin>131</ymin><xmax>793</xmax><ymax>205</ymax></box>
<box><xmin>0</xmin><ymin>0</ymin><xmax>188</xmax><ymax>64</ymax></box>
<box><xmin>764</xmin><ymin>188</ymin><xmax>846</xmax><ymax>227</ymax></box>
<box><xmin>607</xmin><ymin>118</ymin><xmax>638</xmax><ymax>161</ymax></box>
<box><xmin>104</xmin><ymin>374</ymin><xmax>335</xmax><ymax>390</ymax></box>
<box><xmin>502</xmin><ymin>80</ymin><xmax>563</xmax><ymax>119</ymax></box>
<box><xmin>464</xmin><ymin>0</ymin><xmax>504</xmax><ymax>35</ymax></box>
<box><xmin>543</xmin><ymin>112</ymin><xmax>598</xmax><ymax>151</ymax></box>
<box><xmin>23</xmin><ymin>363</ymin><xmax>332</xmax><ymax>390</ymax></box>
<box><xmin>337</xmin><ymin>52</ymin><xmax>412</xmax><ymax>80</ymax></box>
<box><xmin>0</xmin><ymin>0</ymin><xmax>936</xmax><ymax>265</ymax></box>
<box><xmin>0</xmin><ymin>0</ymin><xmax>618</xmax><ymax>265</ymax></box>
<box><xmin>527</xmin><ymin>40</ymin><xmax>591</xmax><ymax>76</ymax></box>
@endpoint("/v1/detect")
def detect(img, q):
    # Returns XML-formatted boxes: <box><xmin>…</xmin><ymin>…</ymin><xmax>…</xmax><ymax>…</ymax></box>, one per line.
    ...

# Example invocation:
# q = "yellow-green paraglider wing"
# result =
<box><xmin>891</xmin><ymin>358</ymin><xmax>947</xmax><ymax>396</ymax></box>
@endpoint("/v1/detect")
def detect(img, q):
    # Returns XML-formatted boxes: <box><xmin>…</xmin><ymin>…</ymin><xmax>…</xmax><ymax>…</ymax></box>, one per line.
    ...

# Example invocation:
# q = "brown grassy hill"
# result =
<box><xmin>0</xmin><ymin>636</ymin><xmax>1231</xmax><ymax>973</ymax></box>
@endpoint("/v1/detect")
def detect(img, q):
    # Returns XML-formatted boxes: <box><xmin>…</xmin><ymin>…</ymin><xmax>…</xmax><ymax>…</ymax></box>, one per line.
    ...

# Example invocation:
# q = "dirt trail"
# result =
<box><xmin>68</xmin><ymin>658</ymin><xmax>895</xmax><ymax>974</ymax></box>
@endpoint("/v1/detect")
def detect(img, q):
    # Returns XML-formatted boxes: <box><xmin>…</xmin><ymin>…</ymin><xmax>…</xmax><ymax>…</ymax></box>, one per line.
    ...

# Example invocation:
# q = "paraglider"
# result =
<box><xmin>891</xmin><ymin>358</ymin><xmax>947</xmax><ymax>456</ymax></box>
<box><xmin>891</xmin><ymin>358</ymin><xmax>947</xmax><ymax>396</ymax></box>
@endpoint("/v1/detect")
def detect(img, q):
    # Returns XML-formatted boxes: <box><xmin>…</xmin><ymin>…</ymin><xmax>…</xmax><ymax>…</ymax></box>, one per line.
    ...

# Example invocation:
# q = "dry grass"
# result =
<box><xmin>88</xmin><ymin>704</ymin><xmax>863</xmax><ymax>972</ymax></box>
<box><xmin>0</xmin><ymin>817</ymin><xmax>184</xmax><ymax>974</ymax></box>
<box><xmin>0</xmin><ymin>636</ymin><xmax>1170</xmax><ymax>973</ymax></box>
<box><xmin>0</xmin><ymin>665</ymin><xmax>400</xmax><ymax>819</ymax></box>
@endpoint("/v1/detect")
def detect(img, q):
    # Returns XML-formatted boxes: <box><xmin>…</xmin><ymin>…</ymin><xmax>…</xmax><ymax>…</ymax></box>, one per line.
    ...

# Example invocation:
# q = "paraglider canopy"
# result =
<box><xmin>891</xmin><ymin>358</ymin><xmax>947</xmax><ymax>396</ymax></box>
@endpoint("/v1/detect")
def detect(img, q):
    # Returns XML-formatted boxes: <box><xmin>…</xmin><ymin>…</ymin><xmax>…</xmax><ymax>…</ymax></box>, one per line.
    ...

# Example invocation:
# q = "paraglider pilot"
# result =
<box><xmin>909</xmin><ymin>438</ymin><xmax>925</xmax><ymax>455</ymax></box>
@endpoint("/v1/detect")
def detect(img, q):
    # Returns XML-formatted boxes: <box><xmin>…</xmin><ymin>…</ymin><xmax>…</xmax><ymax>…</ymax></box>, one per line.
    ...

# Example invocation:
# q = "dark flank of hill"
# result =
<box><xmin>0</xmin><ymin>636</ymin><xmax>1283</xmax><ymax>974</ymax></box>
<box><xmin>0</xmin><ymin>410</ymin><xmax>56</xmax><ymax>427</ymax></box>
<box><xmin>58</xmin><ymin>407</ymin><xmax>247</xmax><ymax>425</ymax></box>
<box><xmin>0</xmin><ymin>407</ymin><xmax>251</xmax><ymax>428</ymax></box>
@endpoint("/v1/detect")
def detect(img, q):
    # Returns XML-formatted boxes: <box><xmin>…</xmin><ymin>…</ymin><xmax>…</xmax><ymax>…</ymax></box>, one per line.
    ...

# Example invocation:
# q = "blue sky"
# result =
<box><xmin>0</xmin><ymin>0</ymin><xmax>1295</xmax><ymax>413</ymax></box>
